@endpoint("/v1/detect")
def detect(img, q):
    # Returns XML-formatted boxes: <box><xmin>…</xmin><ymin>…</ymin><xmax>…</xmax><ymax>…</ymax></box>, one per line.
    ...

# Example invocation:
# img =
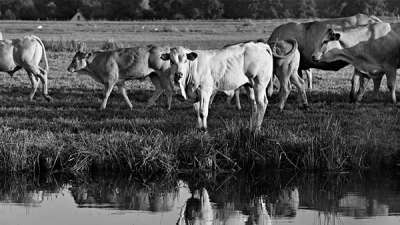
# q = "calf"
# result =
<box><xmin>67</xmin><ymin>45</ymin><xmax>173</xmax><ymax>110</ymax></box>
<box><xmin>161</xmin><ymin>41</ymin><xmax>273</xmax><ymax>131</ymax></box>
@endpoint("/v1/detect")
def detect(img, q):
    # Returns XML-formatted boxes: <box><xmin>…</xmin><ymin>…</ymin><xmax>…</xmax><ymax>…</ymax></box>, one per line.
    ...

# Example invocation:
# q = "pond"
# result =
<box><xmin>0</xmin><ymin>171</ymin><xmax>399</xmax><ymax>225</ymax></box>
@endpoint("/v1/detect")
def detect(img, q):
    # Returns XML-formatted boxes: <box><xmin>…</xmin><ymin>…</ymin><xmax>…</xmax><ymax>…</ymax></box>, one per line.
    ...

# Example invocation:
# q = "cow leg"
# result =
<box><xmin>147</xmin><ymin>72</ymin><xmax>164</xmax><ymax>108</ymax></box>
<box><xmin>27</xmin><ymin>71</ymin><xmax>39</xmax><ymax>101</ymax></box>
<box><xmin>386</xmin><ymin>70</ymin><xmax>397</xmax><ymax>104</ymax></box>
<box><xmin>251</xmin><ymin>82</ymin><xmax>268</xmax><ymax>131</ymax></box>
<box><xmin>234</xmin><ymin>89</ymin><xmax>241</xmax><ymax>110</ymax></box>
<box><xmin>8</xmin><ymin>65</ymin><xmax>22</xmax><ymax>77</ymax></box>
<box><xmin>372</xmin><ymin>75</ymin><xmax>383</xmax><ymax>101</ymax></box>
<box><xmin>193</xmin><ymin>101</ymin><xmax>201</xmax><ymax>129</ymax></box>
<box><xmin>290</xmin><ymin>73</ymin><xmax>309</xmax><ymax>109</ymax></box>
<box><xmin>266</xmin><ymin>75</ymin><xmax>274</xmax><ymax>98</ymax></box>
<box><xmin>26</xmin><ymin>65</ymin><xmax>52</xmax><ymax>102</ymax></box>
<box><xmin>247</xmin><ymin>86</ymin><xmax>256</xmax><ymax>107</ymax></box>
<box><xmin>194</xmin><ymin>90</ymin><xmax>212</xmax><ymax>131</ymax></box>
<box><xmin>303</xmin><ymin>69</ymin><xmax>312</xmax><ymax>90</ymax></box>
<box><xmin>277</xmin><ymin>70</ymin><xmax>290</xmax><ymax>111</ymax></box>
<box><xmin>350</xmin><ymin>69</ymin><xmax>360</xmax><ymax>102</ymax></box>
<box><xmin>117</xmin><ymin>81</ymin><xmax>132</xmax><ymax>110</ymax></box>
<box><xmin>355</xmin><ymin>76</ymin><xmax>370</xmax><ymax>103</ymax></box>
<box><xmin>156</xmin><ymin>71</ymin><xmax>174</xmax><ymax>110</ymax></box>
<box><xmin>208</xmin><ymin>90</ymin><xmax>218</xmax><ymax>109</ymax></box>
<box><xmin>160</xmin><ymin>74</ymin><xmax>174</xmax><ymax>110</ymax></box>
<box><xmin>100</xmin><ymin>82</ymin><xmax>115</xmax><ymax>110</ymax></box>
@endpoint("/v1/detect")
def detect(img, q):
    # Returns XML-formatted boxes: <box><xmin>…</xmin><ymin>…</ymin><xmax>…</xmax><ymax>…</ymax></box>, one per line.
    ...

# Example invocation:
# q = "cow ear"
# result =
<box><xmin>328</xmin><ymin>28</ymin><xmax>340</xmax><ymax>41</ymax></box>
<box><xmin>187</xmin><ymin>52</ymin><xmax>198</xmax><ymax>61</ymax></box>
<box><xmin>332</xmin><ymin>33</ymin><xmax>341</xmax><ymax>41</ymax></box>
<box><xmin>160</xmin><ymin>53</ymin><xmax>170</xmax><ymax>61</ymax></box>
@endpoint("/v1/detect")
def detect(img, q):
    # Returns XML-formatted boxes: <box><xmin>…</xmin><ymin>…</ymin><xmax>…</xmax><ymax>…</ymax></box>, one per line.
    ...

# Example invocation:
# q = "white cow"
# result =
<box><xmin>161</xmin><ymin>41</ymin><xmax>273</xmax><ymax>131</ymax></box>
<box><xmin>0</xmin><ymin>35</ymin><xmax>51</xmax><ymax>101</ymax></box>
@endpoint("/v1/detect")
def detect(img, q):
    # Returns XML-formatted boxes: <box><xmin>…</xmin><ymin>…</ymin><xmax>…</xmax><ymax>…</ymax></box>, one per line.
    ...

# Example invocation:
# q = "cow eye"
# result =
<box><xmin>323</xmin><ymin>40</ymin><xmax>329</xmax><ymax>44</ymax></box>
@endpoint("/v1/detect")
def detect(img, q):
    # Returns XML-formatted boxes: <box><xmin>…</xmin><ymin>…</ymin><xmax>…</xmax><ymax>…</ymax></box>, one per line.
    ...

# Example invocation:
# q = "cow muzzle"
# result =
<box><xmin>311</xmin><ymin>54</ymin><xmax>321</xmax><ymax>62</ymax></box>
<box><xmin>174</xmin><ymin>72</ymin><xmax>183</xmax><ymax>84</ymax></box>
<box><xmin>67</xmin><ymin>67</ymin><xmax>75</xmax><ymax>73</ymax></box>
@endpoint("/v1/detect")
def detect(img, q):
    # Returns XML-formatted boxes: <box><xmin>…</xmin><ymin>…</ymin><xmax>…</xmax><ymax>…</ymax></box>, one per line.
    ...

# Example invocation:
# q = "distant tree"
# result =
<box><xmin>0</xmin><ymin>0</ymin><xmax>38</xmax><ymax>19</ymax></box>
<box><xmin>298</xmin><ymin>0</ymin><xmax>318</xmax><ymax>18</ymax></box>
<box><xmin>4</xmin><ymin>9</ymin><xmax>16</xmax><ymax>19</ymax></box>
<box><xmin>220</xmin><ymin>0</ymin><xmax>249</xmax><ymax>18</ymax></box>
<box><xmin>335</xmin><ymin>0</ymin><xmax>389</xmax><ymax>17</ymax></box>
<box><xmin>248</xmin><ymin>0</ymin><xmax>264</xmax><ymax>18</ymax></box>
<box><xmin>363</xmin><ymin>0</ymin><xmax>388</xmax><ymax>16</ymax></box>
<box><xmin>150</xmin><ymin>0</ymin><xmax>189</xmax><ymax>19</ymax></box>
<box><xmin>204</xmin><ymin>0</ymin><xmax>224</xmax><ymax>19</ymax></box>
<box><xmin>184</xmin><ymin>0</ymin><xmax>223</xmax><ymax>19</ymax></box>
<box><xmin>269</xmin><ymin>0</ymin><xmax>293</xmax><ymax>18</ymax></box>
<box><xmin>80</xmin><ymin>0</ymin><xmax>103</xmax><ymax>19</ymax></box>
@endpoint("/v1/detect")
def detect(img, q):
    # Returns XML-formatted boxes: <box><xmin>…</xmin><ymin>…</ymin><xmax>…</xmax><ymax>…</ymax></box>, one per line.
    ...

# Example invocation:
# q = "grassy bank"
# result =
<box><xmin>0</xmin><ymin>51</ymin><xmax>398</xmax><ymax>174</ymax></box>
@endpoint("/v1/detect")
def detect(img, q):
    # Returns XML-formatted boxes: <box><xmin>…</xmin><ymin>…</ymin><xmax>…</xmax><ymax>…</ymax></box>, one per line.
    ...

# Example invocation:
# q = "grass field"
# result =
<box><xmin>0</xmin><ymin>19</ymin><xmax>399</xmax><ymax>174</ymax></box>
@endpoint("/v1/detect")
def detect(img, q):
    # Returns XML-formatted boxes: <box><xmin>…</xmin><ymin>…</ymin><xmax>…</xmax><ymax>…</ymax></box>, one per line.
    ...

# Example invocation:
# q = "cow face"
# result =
<box><xmin>311</xmin><ymin>28</ymin><xmax>341</xmax><ymax>62</ymax></box>
<box><xmin>67</xmin><ymin>51</ymin><xmax>92</xmax><ymax>73</ymax></box>
<box><xmin>161</xmin><ymin>47</ymin><xmax>198</xmax><ymax>100</ymax></box>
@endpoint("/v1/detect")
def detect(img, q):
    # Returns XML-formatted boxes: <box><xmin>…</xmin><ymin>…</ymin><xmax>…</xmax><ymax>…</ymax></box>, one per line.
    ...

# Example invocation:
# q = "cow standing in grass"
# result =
<box><xmin>269</xmin><ymin>39</ymin><xmax>308</xmax><ymax>111</ymax></box>
<box><xmin>0</xmin><ymin>35</ymin><xmax>51</xmax><ymax>101</ymax></box>
<box><xmin>312</xmin><ymin>22</ymin><xmax>400</xmax><ymax>104</ymax></box>
<box><xmin>267</xmin><ymin>13</ymin><xmax>382</xmax><ymax>102</ymax></box>
<box><xmin>161</xmin><ymin>41</ymin><xmax>273</xmax><ymax>131</ymax></box>
<box><xmin>67</xmin><ymin>45</ymin><xmax>174</xmax><ymax>110</ymax></box>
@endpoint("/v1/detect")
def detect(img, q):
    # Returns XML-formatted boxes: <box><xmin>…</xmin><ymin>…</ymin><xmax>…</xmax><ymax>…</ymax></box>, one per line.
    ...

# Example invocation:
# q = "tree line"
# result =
<box><xmin>0</xmin><ymin>0</ymin><xmax>397</xmax><ymax>20</ymax></box>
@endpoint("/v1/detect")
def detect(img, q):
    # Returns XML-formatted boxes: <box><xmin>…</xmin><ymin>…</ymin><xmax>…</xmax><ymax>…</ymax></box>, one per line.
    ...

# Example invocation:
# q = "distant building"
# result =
<box><xmin>71</xmin><ymin>11</ymin><xmax>86</xmax><ymax>21</ymax></box>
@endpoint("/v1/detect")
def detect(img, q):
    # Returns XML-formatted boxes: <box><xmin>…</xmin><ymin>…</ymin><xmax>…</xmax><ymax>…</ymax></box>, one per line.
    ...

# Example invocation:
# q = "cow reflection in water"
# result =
<box><xmin>272</xmin><ymin>187</ymin><xmax>299</xmax><ymax>218</ymax></box>
<box><xmin>176</xmin><ymin>188</ymin><xmax>272</xmax><ymax>225</ymax></box>
<box><xmin>339</xmin><ymin>194</ymin><xmax>389</xmax><ymax>217</ymax></box>
<box><xmin>69</xmin><ymin>182</ymin><xmax>177</xmax><ymax>212</ymax></box>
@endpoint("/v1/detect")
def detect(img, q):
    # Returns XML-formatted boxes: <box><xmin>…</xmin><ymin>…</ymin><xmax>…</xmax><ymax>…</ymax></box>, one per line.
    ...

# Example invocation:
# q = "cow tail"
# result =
<box><xmin>31</xmin><ymin>35</ymin><xmax>49</xmax><ymax>74</ymax></box>
<box><xmin>270</xmin><ymin>39</ymin><xmax>298</xmax><ymax>59</ymax></box>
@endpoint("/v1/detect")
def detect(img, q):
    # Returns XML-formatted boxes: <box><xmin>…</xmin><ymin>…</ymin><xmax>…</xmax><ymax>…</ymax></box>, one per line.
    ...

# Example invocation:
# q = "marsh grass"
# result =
<box><xmin>101</xmin><ymin>39</ymin><xmax>124</xmax><ymax>50</ymax></box>
<box><xmin>43</xmin><ymin>40</ymin><xmax>87</xmax><ymax>52</ymax></box>
<box><xmin>0</xmin><ymin>21</ymin><xmax>398</xmax><ymax>175</ymax></box>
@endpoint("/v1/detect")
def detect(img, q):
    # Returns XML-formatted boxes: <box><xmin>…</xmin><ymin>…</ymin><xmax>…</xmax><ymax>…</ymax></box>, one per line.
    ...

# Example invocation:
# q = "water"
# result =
<box><xmin>0</xmin><ymin>172</ymin><xmax>399</xmax><ymax>225</ymax></box>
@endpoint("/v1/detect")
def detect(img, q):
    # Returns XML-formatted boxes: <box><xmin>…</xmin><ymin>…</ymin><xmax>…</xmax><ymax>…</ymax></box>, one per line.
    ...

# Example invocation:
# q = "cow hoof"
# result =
<box><xmin>199</xmin><ymin>127</ymin><xmax>208</xmax><ymax>133</ymax></box>
<box><xmin>302</xmin><ymin>104</ymin><xmax>310</xmax><ymax>111</ymax></box>
<box><xmin>44</xmin><ymin>95</ymin><xmax>53</xmax><ymax>102</ymax></box>
<box><xmin>349</xmin><ymin>94</ymin><xmax>357</xmax><ymax>103</ymax></box>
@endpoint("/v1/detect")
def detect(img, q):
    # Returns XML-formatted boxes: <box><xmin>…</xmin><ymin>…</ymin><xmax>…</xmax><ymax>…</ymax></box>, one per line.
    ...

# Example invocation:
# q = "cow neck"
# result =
<box><xmin>80</xmin><ymin>64</ymin><xmax>93</xmax><ymax>74</ymax></box>
<box><xmin>185</xmin><ymin>58</ymin><xmax>197</xmax><ymax>88</ymax></box>
<box><xmin>338</xmin><ymin>23</ymin><xmax>390</xmax><ymax>49</ymax></box>
<box><xmin>81</xmin><ymin>52</ymin><xmax>97</xmax><ymax>74</ymax></box>
<box><xmin>326</xmin><ymin>47</ymin><xmax>355</xmax><ymax>65</ymax></box>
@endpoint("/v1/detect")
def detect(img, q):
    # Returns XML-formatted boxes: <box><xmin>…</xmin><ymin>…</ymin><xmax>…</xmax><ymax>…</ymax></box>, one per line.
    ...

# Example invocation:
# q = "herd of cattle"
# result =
<box><xmin>0</xmin><ymin>13</ymin><xmax>399</xmax><ymax>131</ymax></box>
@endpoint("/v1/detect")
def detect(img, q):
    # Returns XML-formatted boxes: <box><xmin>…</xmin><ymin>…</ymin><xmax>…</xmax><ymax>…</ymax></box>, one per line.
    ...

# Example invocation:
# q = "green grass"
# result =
<box><xmin>0</xmin><ymin>51</ymin><xmax>398</xmax><ymax>174</ymax></box>
<box><xmin>0</xmin><ymin>20</ymin><xmax>399</xmax><ymax>175</ymax></box>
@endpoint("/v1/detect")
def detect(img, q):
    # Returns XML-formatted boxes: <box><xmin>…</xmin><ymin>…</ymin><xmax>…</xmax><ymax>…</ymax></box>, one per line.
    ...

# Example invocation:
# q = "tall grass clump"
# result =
<box><xmin>101</xmin><ymin>39</ymin><xmax>124</xmax><ymax>50</ymax></box>
<box><xmin>43</xmin><ymin>40</ymin><xmax>87</xmax><ymax>52</ymax></box>
<box><xmin>212</xmin><ymin>116</ymin><xmax>376</xmax><ymax>171</ymax></box>
<box><xmin>0</xmin><ymin>117</ymin><xmax>389</xmax><ymax>175</ymax></box>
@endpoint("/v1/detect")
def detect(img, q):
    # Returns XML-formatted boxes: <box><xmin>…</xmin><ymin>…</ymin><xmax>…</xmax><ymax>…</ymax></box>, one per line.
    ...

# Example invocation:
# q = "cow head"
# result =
<box><xmin>67</xmin><ymin>51</ymin><xmax>92</xmax><ymax>73</ymax></box>
<box><xmin>311</xmin><ymin>28</ymin><xmax>341</xmax><ymax>62</ymax></box>
<box><xmin>160</xmin><ymin>47</ymin><xmax>198</xmax><ymax>100</ymax></box>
